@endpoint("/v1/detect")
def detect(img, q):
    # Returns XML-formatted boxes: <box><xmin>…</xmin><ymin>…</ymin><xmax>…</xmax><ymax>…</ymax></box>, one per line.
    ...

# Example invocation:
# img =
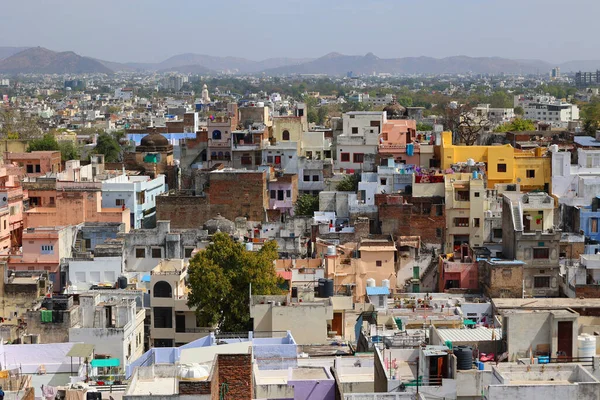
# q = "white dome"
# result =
<box><xmin>178</xmin><ymin>363</ymin><xmax>210</xmax><ymax>381</ymax></box>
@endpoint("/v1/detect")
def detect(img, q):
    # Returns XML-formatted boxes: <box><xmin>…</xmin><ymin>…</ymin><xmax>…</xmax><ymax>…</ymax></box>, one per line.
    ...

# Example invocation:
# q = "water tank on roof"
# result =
<box><xmin>382</xmin><ymin>279</ymin><xmax>390</xmax><ymax>289</ymax></box>
<box><xmin>245</xmin><ymin>242</ymin><xmax>253</xmax><ymax>251</ymax></box>
<box><xmin>256</xmin><ymin>102</ymin><xmax>265</xmax><ymax>108</ymax></box>
<box><xmin>467</xmin><ymin>158</ymin><xmax>475</xmax><ymax>166</ymax></box>
<box><xmin>406</xmin><ymin>143</ymin><xmax>414</xmax><ymax>156</ymax></box>
<box><xmin>117</xmin><ymin>276</ymin><xmax>127</xmax><ymax>289</ymax></box>
<box><xmin>578</xmin><ymin>334</ymin><xmax>596</xmax><ymax>358</ymax></box>
<box><xmin>178</xmin><ymin>363</ymin><xmax>210</xmax><ymax>381</ymax></box>
<box><xmin>550</xmin><ymin>144</ymin><xmax>559</xmax><ymax>153</ymax></box>
<box><xmin>455</xmin><ymin>346</ymin><xmax>473</xmax><ymax>370</ymax></box>
<box><xmin>327</xmin><ymin>245</ymin><xmax>336</xmax><ymax>256</ymax></box>
<box><xmin>366</xmin><ymin>278</ymin><xmax>376</xmax><ymax>287</ymax></box>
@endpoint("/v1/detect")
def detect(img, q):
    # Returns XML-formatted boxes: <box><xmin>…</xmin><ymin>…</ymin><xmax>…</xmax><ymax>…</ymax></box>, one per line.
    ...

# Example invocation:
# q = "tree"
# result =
<box><xmin>443</xmin><ymin>104</ymin><xmax>490</xmax><ymax>146</ymax></box>
<box><xmin>416</xmin><ymin>122</ymin><xmax>433</xmax><ymax>131</ymax></box>
<box><xmin>295</xmin><ymin>194</ymin><xmax>319</xmax><ymax>216</ymax></box>
<box><xmin>336</xmin><ymin>173</ymin><xmax>360</xmax><ymax>192</ymax></box>
<box><xmin>582</xmin><ymin>100</ymin><xmax>600</xmax><ymax>136</ymax></box>
<box><xmin>514</xmin><ymin>106</ymin><xmax>524</xmax><ymax>116</ymax></box>
<box><xmin>0</xmin><ymin>108</ymin><xmax>42</xmax><ymax>139</ymax></box>
<box><xmin>94</xmin><ymin>132</ymin><xmax>122</xmax><ymax>162</ymax></box>
<box><xmin>494</xmin><ymin>118</ymin><xmax>536</xmax><ymax>133</ymax></box>
<box><xmin>186</xmin><ymin>233</ymin><xmax>284</xmax><ymax>331</ymax></box>
<box><xmin>317</xmin><ymin>106</ymin><xmax>328</xmax><ymax>125</ymax></box>
<box><xmin>27</xmin><ymin>133</ymin><xmax>59</xmax><ymax>152</ymax></box>
<box><xmin>58</xmin><ymin>141</ymin><xmax>80</xmax><ymax>161</ymax></box>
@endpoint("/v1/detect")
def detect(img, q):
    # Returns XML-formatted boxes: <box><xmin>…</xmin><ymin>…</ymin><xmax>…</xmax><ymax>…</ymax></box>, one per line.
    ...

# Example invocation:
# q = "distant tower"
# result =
<box><xmin>201</xmin><ymin>84</ymin><xmax>211</xmax><ymax>104</ymax></box>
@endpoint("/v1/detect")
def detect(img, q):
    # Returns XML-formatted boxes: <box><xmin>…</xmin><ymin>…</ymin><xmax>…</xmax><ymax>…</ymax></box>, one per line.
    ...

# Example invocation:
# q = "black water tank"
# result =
<box><xmin>118</xmin><ymin>276</ymin><xmax>128</xmax><ymax>289</ymax></box>
<box><xmin>454</xmin><ymin>346</ymin><xmax>473</xmax><ymax>370</ymax></box>
<box><xmin>323</xmin><ymin>279</ymin><xmax>334</xmax><ymax>298</ymax></box>
<box><xmin>291</xmin><ymin>287</ymin><xmax>298</xmax><ymax>298</ymax></box>
<box><xmin>317</xmin><ymin>279</ymin><xmax>326</xmax><ymax>298</ymax></box>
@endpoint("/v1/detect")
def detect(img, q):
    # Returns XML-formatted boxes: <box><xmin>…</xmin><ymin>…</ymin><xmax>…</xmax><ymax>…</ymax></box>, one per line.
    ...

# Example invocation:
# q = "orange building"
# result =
<box><xmin>4</xmin><ymin>151</ymin><xmax>61</xmax><ymax>177</ymax></box>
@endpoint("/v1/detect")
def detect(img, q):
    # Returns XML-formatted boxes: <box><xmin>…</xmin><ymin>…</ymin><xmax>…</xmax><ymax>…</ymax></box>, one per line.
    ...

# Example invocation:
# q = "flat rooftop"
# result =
<box><xmin>129</xmin><ymin>377</ymin><xmax>177</xmax><ymax>396</ymax></box>
<box><xmin>493</xmin><ymin>298</ymin><xmax>600</xmax><ymax>309</ymax></box>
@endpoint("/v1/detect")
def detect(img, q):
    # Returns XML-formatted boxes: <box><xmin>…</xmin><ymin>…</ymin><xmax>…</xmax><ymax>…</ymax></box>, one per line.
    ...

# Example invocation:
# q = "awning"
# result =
<box><xmin>90</xmin><ymin>358</ymin><xmax>120</xmax><ymax>368</ymax></box>
<box><xmin>67</xmin><ymin>344</ymin><xmax>95</xmax><ymax>358</ymax></box>
<box><xmin>463</xmin><ymin>319</ymin><xmax>476</xmax><ymax>326</ymax></box>
<box><xmin>141</xmin><ymin>274</ymin><xmax>151</xmax><ymax>282</ymax></box>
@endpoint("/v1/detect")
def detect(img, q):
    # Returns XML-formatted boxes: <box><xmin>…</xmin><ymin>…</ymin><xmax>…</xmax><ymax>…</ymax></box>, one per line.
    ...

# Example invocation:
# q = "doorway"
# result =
<box><xmin>557</xmin><ymin>321</ymin><xmax>573</xmax><ymax>358</ymax></box>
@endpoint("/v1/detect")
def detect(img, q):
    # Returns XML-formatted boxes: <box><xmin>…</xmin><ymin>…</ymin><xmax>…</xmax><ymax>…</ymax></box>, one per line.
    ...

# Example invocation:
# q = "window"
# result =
<box><xmin>473</xmin><ymin>218</ymin><xmax>480</xmax><ymax>228</ymax></box>
<box><xmin>533</xmin><ymin>248</ymin><xmax>549</xmax><ymax>259</ymax></box>
<box><xmin>497</xmin><ymin>163</ymin><xmax>507</xmax><ymax>173</ymax></box>
<box><xmin>277</xmin><ymin>190</ymin><xmax>284</xmax><ymax>201</ymax></box>
<box><xmin>352</xmin><ymin>127</ymin><xmax>359</xmax><ymax>134</ymax></box>
<box><xmin>270</xmin><ymin>190</ymin><xmax>276</xmax><ymax>199</ymax></box>
<box><xmin>286</xmin><ymin>190</ymin><xmax>291</xmax><ymax>198</ymax></box>
<box><xmin>85</xmin><ymin>239</ymin><xmax>91</xmax><ymax>249</ymax></box>
<box><xmin>151</xmin><ymin>248</ymin><xmax>162</xmax><ymax>258</ymax></box>
<box><xmin>35</xmin><ymin>165</ymin><xmax>41</xmax><ymax>173</ymax></box>
<box><xmin>116</xmin><ymin>199</ymin><xmax>125</xmax><ymax>206</ymax></box>
<box><xmin>26</xmin><ymin>165</ymin><xmax>33</xmax><ymax>173</ymax></box>
<box><xmin>312</xmin><ymin>175</ymin><xmax>319</xmax><ymax>181</ymax></box>
<box><xmin>378</xmin><ymin>296</ymin><xmax>385</xmax><ymax>307</ymax></box>
<box><xmin>282</xmin><ymin>130</ymin><xmax>290</xmax><ymax>140</ymax></box>
<box><xmin>436</xmin><ymin>205</ymin><xmax>444</xmax><ymax>216</ymax></box>
<box><xmin>502</xmin><ymin>269</ymin><xmax>512</xmax><ymax>278</ymax></box>
<box><xmin>454</xmin><ymin>217</ymin><xmax>469</xmax><ymax>227</ymax></box>
<box><xmin>474</xmin><ymin>192</ymin><xmax>480</xmax><ymax>198</ymax></box>
<box><xmin>455</xmin><ymin>190</ymin><xmax>469</xmax><ymax>201</ymax></box>
<box><xmin>267</xmin><ymin>156</ymin><xmax>274</xmax><ymax>163</ymax></box>
<box><xmin>493</xmin><ymin>228</ymin><xmax>503</xmax><ymax>239</ymax></box>
<box><xmin>135</xmin><ymin>248</ymin><xmax>145</xmax><ymax>258</ymax></box>
<box><xmin>592</xmin><ymin>218</ymin><xmax>599</xmax><ymax>233</ymax></box>
<box><xmin>353</xmin><ymin>153</ymin><xmax>364</xmax><ymax>163</ymax></box>
<box><xmin>370</xmin><ymin>120</ymin><xmax>380</xmax><ymax>128</ymax></box>
<box><xmin>212</xmin><ymin>130</ymin><xmax>222</xmax><ymax>140</ymax></box>
<box><xmin>380</xmin><ymin>178</ymin><xmax>387</xmax><ymax>185</ymax></box>
<box><xmin>153</xmin><ymin>281</ymin><xmax>172</xmax><ymax>298</ymax></box>
<box><xmin>137</xmin><ymin>191</ymin><xmax>146</xmax><ymax>204</ymax></box>
<box><xmin>49</xmin><ymin>197</ymin><xmax>55</xmax><ymax>206</ymax></box>
<box><xmin>534</xmin><ymin>276</ymin><xmax>550</xmax><ymax>288</ymax></box>
<box><xmin>3</xmin><ymin>220</ymin><xmax>5</xmax><ymax>231</ymax></box>
<box><xmin>153</xmin><ymin>307</ymin><xmax>173</xmax><ymax>328</ymax></box>
<box><xmin>303</xmin><ymin>175</ymin><xmax>310</xmax><ymax>182</ymax></box>
<box><xmin>436</xmin><ymin>228</ymin><xmax>442</xmax><ymax>238</ymax></box>
<box><xmin>376</xmin><ymin>260</ymin><xmax>382</xmax><ymax>267</ymax></box>
<box><xmin>341</xmin><ymin>153</ymin><xmax>350</xmax><ymax>162</ymax></box>
<box><xmin>526</xmin><ymin>169</ymin><xmax>535</xmax><ymax>178</ymax></box>
<box><xmin>184</xmin><ymin>248</ymin><xmax>194</xmax><ymax>258</ymax></box>
<box><xmin>41</xmin><ymin>245</ymin><xmax>54</xmax><ymax>254</ymax></box>
<box><xmin>241</xmin><ymin>154</ymin><xmax>252</xmax><ymax>165</ymax></box>
<box><xmin>306</xmin><ymin>151</ymin><xmax>312</xmax><ymax>159</ymax></box>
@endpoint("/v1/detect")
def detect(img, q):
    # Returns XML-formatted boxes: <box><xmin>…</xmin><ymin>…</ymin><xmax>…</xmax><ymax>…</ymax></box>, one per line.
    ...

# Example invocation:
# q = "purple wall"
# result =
<box><xmin>289</xmin><ymin>379</ymin><xmax>335</xmax><ymax>400</ymax></box>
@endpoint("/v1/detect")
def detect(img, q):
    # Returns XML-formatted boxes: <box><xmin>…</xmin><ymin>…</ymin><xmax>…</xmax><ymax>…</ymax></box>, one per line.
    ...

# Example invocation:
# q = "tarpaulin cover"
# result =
<box><xmin>90</xmin><ymin>358</ymin><xmax>120</xmax><ymax>368</ymax></box>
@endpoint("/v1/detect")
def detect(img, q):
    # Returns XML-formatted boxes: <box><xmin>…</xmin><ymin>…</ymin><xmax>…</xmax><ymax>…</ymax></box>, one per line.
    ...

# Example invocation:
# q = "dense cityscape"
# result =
<box><xmin>2</xmin><ymin>3</ymin><xmax>600</xmax><ymax>399</ymax></box>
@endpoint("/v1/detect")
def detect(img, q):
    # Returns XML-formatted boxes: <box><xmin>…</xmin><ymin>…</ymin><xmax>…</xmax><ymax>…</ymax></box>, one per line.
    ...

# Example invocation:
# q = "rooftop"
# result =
<box><xmin>435</xmin><ymin>327</ymin><xmax>502</xmax><ymax>343</ymax></box>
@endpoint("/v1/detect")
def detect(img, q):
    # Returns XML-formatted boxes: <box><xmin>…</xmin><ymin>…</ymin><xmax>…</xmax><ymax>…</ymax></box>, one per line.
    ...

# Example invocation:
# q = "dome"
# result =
<box><xmin>383</xmin><ymin>102</ymin><xmax>406</xmax><ymax>119</ymax></box>
<box><xmin>204</xmin><ymin>213</ymin><xmax>235</xmax><ymax>235</ymax></box>
<box><xmin>140</xmin><ymin>132</ymin><xmax>169</xmax><ymax>147</ymax></box>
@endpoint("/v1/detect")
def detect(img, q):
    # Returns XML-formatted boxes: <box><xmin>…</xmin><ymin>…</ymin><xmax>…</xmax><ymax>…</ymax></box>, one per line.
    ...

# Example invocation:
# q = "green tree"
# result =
<box><xmin>514</xmin><ymin>106</ymin><xmax>524</xmax><ymax>116</ymax></box>
<box><xmin>27</xmin><ymin>133</ymin><xmax>59</xmax><ymax>152</ymax></box>
<box><xmin>494</xmin><ymin>118</ymin><xmax>536</xmax><ymax>133</ymax></box>
<box><xmin>488</xmin><ymin>91</ymin><xmax>512</xmax><ymax>108</ymax></box>
<box><xmin>186</xmin><ymin>233</ymin><xmax>284</xmax><ymax>331</ymax></box>
<box><xmin>336</xmin><ymin>173</ymin><xmax>360</xmax><ymax>192</ymax></box>
<box><xmin>582</xmin><ymin>100</ymin><xmax>600</xmax><ymax>136</ymax></box>
<box><xmin>416</xmin><ymin>123</ymin><xmax>433</xmax><ymax>131</ymax></box>
<box><xmin>295</xmin><ymin>194</ymin><xmax>319</xmax><ymax>216</ymax></box>
<box><xmin>317</xmin><ymin>106</ymin><xmax>328</xmax><ymax>125</ymax></box>
<box><xmin>58</xmin><ymin>141</ymin><xmax>80</xmax><ymax>162</ymax></box>
<box><xmin>0</xmin><ymin>108</ymin><xmax>42</xmax><ymax>139</ymax></box>
<box><xmin>94</xmin><ymin>132</ymin><xmax>122</xmax><ymax>162</ymax></box>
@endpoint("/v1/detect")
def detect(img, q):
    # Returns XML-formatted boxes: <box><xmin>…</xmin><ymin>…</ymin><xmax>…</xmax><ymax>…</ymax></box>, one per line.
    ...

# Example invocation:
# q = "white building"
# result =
<box><xmin>68</xmin><ymin>256</ymin><xmax>123</xmax><ymax>292</ymax></box>
<box><xmin>551</xmin><ymin>145</ymin><xmax>600</xmax><ymax>206</ymax></box>
<box><xmin>115</xmin><ymin>88</ymin><xmax>134</xmax><ymax>101</ymax></box>
<box><xmin>516</xmin><ymin>94</ymin><xmax>579</xmax><ymax>128</ymax></box>
<box><xmin>336</xmin><ymin>111</ymin><xmax>385</xmax><ymax>171</ymax></box>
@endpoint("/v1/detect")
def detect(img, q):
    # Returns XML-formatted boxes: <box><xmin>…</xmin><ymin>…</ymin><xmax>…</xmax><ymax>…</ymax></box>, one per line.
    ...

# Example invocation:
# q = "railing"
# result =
<box><xmin>548</xmin><ymin>356</ymin><xmax>594</xmax><ymax>367</ymax></box>
<box><xmin>184</xmin><ymin>327</ymin><xmax>212</xmax><ymax>333</ymax></box>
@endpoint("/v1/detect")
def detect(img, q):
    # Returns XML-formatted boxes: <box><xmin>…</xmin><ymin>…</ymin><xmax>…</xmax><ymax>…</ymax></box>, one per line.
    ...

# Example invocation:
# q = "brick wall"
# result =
<box><xmin>179</xmin><ymin>380</ymin><xmax>212</xmax><ymax>395</ymax></box>
<box><xmin>377</xmin><ymin>194</ymin><xmax>445</xmax><ymax>245</ymax></box>
<box><xmin>212</xmin><ymin>354</ymin><xmax>253</xmax><ymax>400</ymax></box>
<box><xmin>575</xmin><ymin>285</ymin><xmax>600</xmax><ymax>298</ymax></box>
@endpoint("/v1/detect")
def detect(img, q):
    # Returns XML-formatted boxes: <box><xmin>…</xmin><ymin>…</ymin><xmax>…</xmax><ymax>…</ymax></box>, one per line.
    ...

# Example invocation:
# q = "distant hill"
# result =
<box><xmin>0</xmin><ymin>46</ymin><xmax>30</xmax><ymax>60</ymax></box>
<box><xmin>0</xmin><ymin>47</ymin><xmax>112</xmax><ymax>74</ymax></box>
<box><xmin>261</xmin><ymin>53</ymin><xmax>557</xmax><ymax>76</ymax></box>
<box><xmin>558</xmin><ymin>60</ymin><xmax>600</xmax><ymax>72</ymax></box>
<box><xmin>159</xmin><ymin>64</ymin><xmax>214</xmax><ymax>74</ymax></box>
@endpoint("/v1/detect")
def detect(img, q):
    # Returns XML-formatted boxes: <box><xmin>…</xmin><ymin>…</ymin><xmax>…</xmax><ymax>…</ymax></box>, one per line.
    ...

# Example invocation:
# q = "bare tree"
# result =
<box><xmin>0</xmin><ymin>107</ymin><xmax>43</xmax><ymax>139</ymax></box>
<box><xmin>443</xmin><ymin>103</ymin><xmax>490</xmax><ymax>146</ymax></box>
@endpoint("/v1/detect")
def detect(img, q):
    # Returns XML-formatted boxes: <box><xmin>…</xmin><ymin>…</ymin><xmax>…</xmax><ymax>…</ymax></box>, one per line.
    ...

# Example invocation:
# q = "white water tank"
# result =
<box><xmin>327</xmin><ymin>245</ymin><xmax>336</xmax><ymax>256</ymax></box>
<box><xmin>245</xmin><ymin>242</ymin><xmax>253</xmax><ymax>251</ymax></box>
<box><xmin>366</xmin><ymin>278</ymin><xmax>376</xmax><ymax>287</ymax></box>
<box><xmin>382</xmin><ymin>279</ymin><xmax>390</xmax><ymax>289</ymax></box>
<box><xmin>179</xmin><ymin>364</ymin><xmax>210</xmax><ymax>381</ymax></box>
<box><xmin>256</xmin><ymin>102</ymin><xmax>265</xmax><ymax>108</ymax></box>
<box><xmin>466</xmin><ymin>158</ymin><xmax>475</xmax><ymax>166</ymax></box>
<box><xmin>550</xmin><ymin>144</ymin><xmax>559</xmax><ymax>153</ymax></box>
<box><xmin>578</xmin><ymin>334</ymin><xmax>596</xmax><ymax>358</ymax></box>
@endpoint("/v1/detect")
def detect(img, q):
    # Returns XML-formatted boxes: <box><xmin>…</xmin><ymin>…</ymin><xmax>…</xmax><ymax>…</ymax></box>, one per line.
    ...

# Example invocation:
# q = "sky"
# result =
<box><xmin>0</xmin><ymin>0</ymin><xmax>597</xmax><ymax>64</ymax></box>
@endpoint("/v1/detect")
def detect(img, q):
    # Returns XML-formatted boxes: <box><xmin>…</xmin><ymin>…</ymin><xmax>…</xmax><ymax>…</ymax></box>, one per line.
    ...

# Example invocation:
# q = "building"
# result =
<box><xmin>438</xmin><ymin>245</ymin><xmax>479</xmax><ymax>292</ymax></box>
<box><xmin>336</xmin><ymin>112</ymin><xmax>385</xmax><ymax>172</ymax></box>
<box><xmin>207</xmin><ymin>111</ymin><xmax>236</xmax><ymax>168</ymax></box>
<box><xmin>101</xmin><ymin>174</ymin><xmax>166</xmax><ymax>229</ymax></box>
<box><xmin>502</xmin><ymin>192</ymin><xmax>560</xmax><ymax>297</ymax></box>
<box><xmin>575</xmin><ymin>70</ymin><xmax>600</xmax><ymax>87</ymax></box>
<box><xmin>479</xmin><ymin>258</ymin><xmax>525</xmax><ymax>298</ymax></box>
<box><xmin>125</xmin><ymin>132</ymin><xmax>174</xmax><ymax>179</ymax></box>
<box><xmin>268</xmin><ymin>173</ymin><xmax>298</xmax><ymax>219</ymax></box>
<box><xmin>69</xmin><ymin>291</ymin><xmax>145</xmax><ymax>369</ymax></box>
<box><xmin>150</xmin><ymin>259</ymin><xmax>209</xmax><ymax>347</ymax></box>
<box><xmin>515</xmin><ymin>94</ymin><xmax>579</xmax><ymax>127</ymax></box>
<box><xmin>4</xmin><ymin>151</ymin><xmax>61</xmax><ymax>177</ymax></box>
<box><xmin>378</xmin><ymin>118</ymin><xmax>433</xmax><ymax>167</ymax></box>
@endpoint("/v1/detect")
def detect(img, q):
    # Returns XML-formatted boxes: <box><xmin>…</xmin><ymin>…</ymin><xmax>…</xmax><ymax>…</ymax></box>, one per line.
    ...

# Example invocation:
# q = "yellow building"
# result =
<box><xmin>440</xmin><ymin>131</ymin><xmax>551</xmax><ymax>191</ymax></box>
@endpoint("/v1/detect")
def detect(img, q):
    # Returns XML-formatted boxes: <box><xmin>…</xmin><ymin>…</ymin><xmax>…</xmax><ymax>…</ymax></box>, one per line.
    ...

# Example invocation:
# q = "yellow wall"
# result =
<box><xmin>272</xmin><ymin>117</ymin><xmax>304</xmax><ymax>144</ymax></box>
<box><xmin>440</xmin><ymin>131</ymin><xmax>549</xmax><ymax>191</ymax></box>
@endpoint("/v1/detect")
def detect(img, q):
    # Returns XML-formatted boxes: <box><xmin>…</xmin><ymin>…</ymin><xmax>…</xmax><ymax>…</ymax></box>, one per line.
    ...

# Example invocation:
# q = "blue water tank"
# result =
<box><xmin>406</xmin><ymin>143</ymin><xmax>414</xmax><ymax>156</ymax></box>
<box><xmin>472</xmin><ymin>171</ymin><xmax>478</xmax><ymax>180</ymax></box>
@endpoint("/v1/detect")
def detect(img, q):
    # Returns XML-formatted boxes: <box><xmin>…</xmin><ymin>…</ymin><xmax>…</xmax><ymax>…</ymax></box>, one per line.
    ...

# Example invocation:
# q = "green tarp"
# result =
<box><xmin>41</xmin><ymin>310</ymin><xmax>53</xmax><ymax>323</ymax></box>
<box><xmin>90</xmin><ymin>358</ymin><xmax>120</xmax><ymax>368</ymax></box>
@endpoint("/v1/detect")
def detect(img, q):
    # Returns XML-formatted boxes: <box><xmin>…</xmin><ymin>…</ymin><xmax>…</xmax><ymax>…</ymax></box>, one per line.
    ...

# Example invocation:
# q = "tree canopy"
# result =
<box><xmin>582</xmin><ymin>100</ymin><xmax>600</xmax><ymax>137</ymax></box>
<box><xmin>0</xmin><ymin>108</ymin><xmax>42</xmax><ymax>139</ymax></box>
<box><xmin>494</xmin><ymin>118</ymin><xmax>536</xmax><ymax>133</ymax></box>
<box><xmin>187</xmin><ymin>233</ymin><xmax>284</xmax><ymax>332</ymax></box>
<box><xmin>336</xmin><ymin>173</ymin><xmax>360</xmax><ymax>192</ymax></box>
<box><xmin>295</xmin><ymin>194</ymin><xmax>320</xmax><ymax>216</ymax></box>
<box><xmin>28</xmin><ymin>132</ymin><xmax>81</xmax><ymax>161</ymax></box>
<box><xmin>94</xmin><ymin>132</ymin><xmax>122</xmax><ymax>162</ymax></box>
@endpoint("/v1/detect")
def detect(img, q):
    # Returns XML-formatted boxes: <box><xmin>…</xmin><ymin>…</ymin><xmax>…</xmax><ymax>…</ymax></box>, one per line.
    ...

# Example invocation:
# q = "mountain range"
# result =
<box><xmin>0</xmin><ymin>46</ymin><xmax>599</xmax><ymax>76</ymax></box>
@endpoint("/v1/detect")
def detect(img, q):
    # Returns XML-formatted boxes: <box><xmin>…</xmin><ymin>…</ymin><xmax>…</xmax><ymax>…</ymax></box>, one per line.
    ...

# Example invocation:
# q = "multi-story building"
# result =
<box><xmin>267</xmin><ymin>173</ymin><xmax>298</xmax><ymax>219</ymax></box>
<box><xmin>502</xmin><ymin>192</ymin><xmax>560</xmax><ymax>297</ymax></box>
<box><xmin>336</xmin><ymin>112</ymin><xmax>385</xmax><ymax>172</ymax></box>
<box><xmin>444</xmin><ymin>172</ymin><xmax>485</xmax><ymax>251</ymax></box>
<box><xmin>150</xmin><ymin>259</ymin><xmax>209</xmax><ymax>347</ymax></box>
<box><xmin>207</xmin><ymin>114</ymin><xmax>235</xmax><ymax>168</ymax></box>
<box><xmin>575</xmin><ymin>70</ymin><xmax>600</xmax><ymax>87</ymax></box>
<box><xmin>231</xmin><ymin>125</ymin><xmax>268</xmax><ymax>169</ymax></box>
<box><xmin>101</xmin><ymin>174</ymin><xmax>166</xmax><ymax>229</ymax></box>
<box><xmin>515</xmin><ymin>95</ymin><xmax>579</xmax><ymax>128</ymax></box>
<box><xmin>4</xmin><ymin>151</ymin><xmax>61</xmax><ymax>177</ymax></box>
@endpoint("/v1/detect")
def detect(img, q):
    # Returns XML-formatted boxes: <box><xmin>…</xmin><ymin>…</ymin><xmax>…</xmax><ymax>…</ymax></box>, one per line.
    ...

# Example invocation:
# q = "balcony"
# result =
<box><xmin>208</xmin><ymin>138</ymin><xmax>231</xmax><ymax>148</ymax></box>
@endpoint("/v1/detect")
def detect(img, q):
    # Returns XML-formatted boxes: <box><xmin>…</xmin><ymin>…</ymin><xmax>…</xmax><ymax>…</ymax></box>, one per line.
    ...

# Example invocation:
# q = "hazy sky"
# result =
<box><xmin>0</xmin><ymin>0</ymin><xmax>596</xmax><ymax>63</ymax></box>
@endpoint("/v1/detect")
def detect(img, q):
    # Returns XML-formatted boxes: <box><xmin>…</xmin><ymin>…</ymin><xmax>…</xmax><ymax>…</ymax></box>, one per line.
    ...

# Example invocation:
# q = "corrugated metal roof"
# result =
<box><xmin>436</xmin><ymin>328</ymin><xmax>502</xmax><ymax>343</ymax></box>
<box><xmin>66</xmin><ymin>343</ymin><xmax>95</xmax><ymax>358</ymax></box>
<box><xmin>366</xmin><ymin>287</ymin><xmax>390</xmax><ymax>296</ymax></box>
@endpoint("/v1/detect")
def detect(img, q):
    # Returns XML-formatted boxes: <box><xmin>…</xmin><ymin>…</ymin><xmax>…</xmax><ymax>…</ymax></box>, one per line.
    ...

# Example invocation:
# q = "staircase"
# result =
<box><xmin>512</xmin><ymin>203</ymin><xmax>523</xmax><ymax>231</ymax></box>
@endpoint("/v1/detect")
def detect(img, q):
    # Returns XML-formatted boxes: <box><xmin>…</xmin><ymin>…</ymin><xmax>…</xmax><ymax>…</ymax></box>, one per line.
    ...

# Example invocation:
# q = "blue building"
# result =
<box><xmin>101</xmin><ymin>174</ymin><xmax>167</xmax><ymax>229</ymax></box>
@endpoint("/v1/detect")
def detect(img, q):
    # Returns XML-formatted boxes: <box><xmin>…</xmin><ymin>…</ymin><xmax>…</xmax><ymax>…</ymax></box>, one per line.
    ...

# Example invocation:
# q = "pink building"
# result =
<box><xmin>378</xmin><ymin>120</ymin><xmax>423</xmax><ymax>165</ymax></box>
<box><xmin>268</xmin><ymin>173</ymin><xmax>298</xmax><ymax>217</ymax></box>
<box><xmin>438</xmin><ymin>245</ymin><xmax>479</xmax><ymax>292</ymax></box>
<box><xmin>0</xmin><ymin>164</ymin><xmax>28</xmax><ymax>254</ymax></box>
<box><xmin>7</xmin><ymin>225</ymin><xmax>77</xmax><ymax>291</ymax></box>
<box><xmin>4</xmin><ymin>151</ymin><xmax>61</xmax><ymax>177</ymax></box>
<box><xmin>24</xmin><ymin>181</ymin><xmax>130</xmax><ymax>232</ymax></box>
